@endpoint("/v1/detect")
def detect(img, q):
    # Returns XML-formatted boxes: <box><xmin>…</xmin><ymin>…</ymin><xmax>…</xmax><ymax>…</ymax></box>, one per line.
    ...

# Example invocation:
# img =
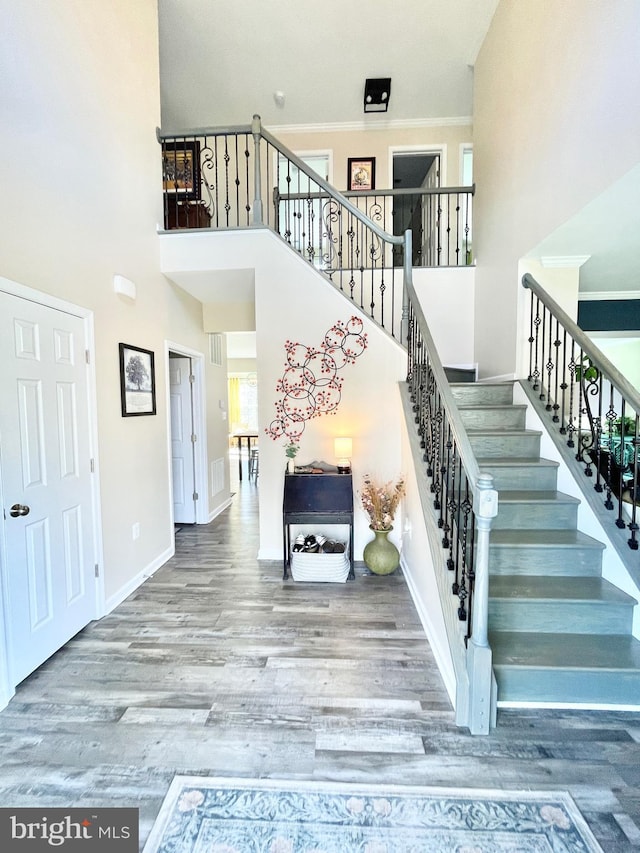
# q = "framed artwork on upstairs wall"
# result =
<box><xmin>347</xmin><ymin>157</ymin><xmax>376</xmax><ymax>191</ymax></box>
<box><xmin>119</xmin><ymin>343</ymin><xmax>156</xmax><ymax>417</ymax></box>
<box><xmin>162</xmin><ymin>140</ymin><xmax>201</xmax><ymax>200</ymax></box>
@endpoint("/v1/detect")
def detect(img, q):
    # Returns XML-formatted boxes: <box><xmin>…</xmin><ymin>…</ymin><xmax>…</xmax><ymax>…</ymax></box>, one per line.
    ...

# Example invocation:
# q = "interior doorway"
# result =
<box><xmin>166</xmin><ymin>342</ymin><xmax>208</xmax><ymax>527</ymax></box>
<box><xmin>390</xmin><ymin>147</ymin><xmax>443</xmax><ymax>266</ymax></box>
<box><xmin>169</xmin><ymin>354</ymin><xmax>197</xmax><ymax>524</ymax></box>
<box><xmin>226</xmin><ymin>331</ymin><xmax>259</xmax><ymax>486</ymax></box>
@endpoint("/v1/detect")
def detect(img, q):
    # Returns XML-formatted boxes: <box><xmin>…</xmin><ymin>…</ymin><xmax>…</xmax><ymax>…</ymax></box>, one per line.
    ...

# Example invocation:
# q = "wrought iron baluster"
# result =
<box><xmin>464</xmin><ymin>192</ymin><xmax>470</xmax><ymax>264</ymax></box>
<box><xmin>531</xmin><ymin>296</ymin><xmax>541</xmax><ymax>391</ymax></box>
<box><xmin>539</xmin><ymin>304</ymin><xmax>547</xmax><ymax>403</ymax></box>
<box><xmin>243</xmin><ymin>134</ymin><xmax>251</xmax><ymax>224</ymax></box>
<box><xmin>440</xmin><ymin>423</ymin><xmax>453</xmax><ymax>543</ymax></box>
<box><xmin>223</xmin><ymin>136</ymin><xmax>231</xmax><ymax>226</ymax></box>
<box><xmin>457</xmin><ymin>479</ymin><xmax>472</xmax><ymax>624</ymax></box>
<box><xmin>465</xmin><ymin>499</ymin><xmax>477</xmax><ymax>642</ymax></box>
<box><xmin>455</xmin><ymin>193</ymin><xmax>461</xmax><ymax>265</ymax></box>
<box><xmin>233</xmin><ymin>134</ymin><xmax>240</xmax><ymax>226</ymax></box>
<box><xmin>213</xmin><ymin>136</ymin><xmax>220</xmax><ymax>227</ymax></box>
<box><xmin>449</xmin><ymin>454</ymin><xmax>463</xmax><ymax>585</ymax></box>
<box><xmin>559</xmin><ymin>328</ymin><xmax>568</xmax><ymax>434</ymax></box>
<box><xmin>627</xmin><ymin>413</ymin><xmax>639</xmax><ymax>550</ymax></box>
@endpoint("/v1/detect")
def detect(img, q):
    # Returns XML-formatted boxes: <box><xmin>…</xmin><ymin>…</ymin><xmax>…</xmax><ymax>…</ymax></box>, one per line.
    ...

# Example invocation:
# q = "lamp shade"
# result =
<box><xmin>334</xmin><ymin>437</ymin><xmax>353</xmax><ymax>460</ymax></box>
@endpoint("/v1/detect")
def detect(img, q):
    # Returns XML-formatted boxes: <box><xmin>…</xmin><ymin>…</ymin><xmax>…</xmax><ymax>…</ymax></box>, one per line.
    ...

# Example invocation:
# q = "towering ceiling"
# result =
<box><xmin>158</xmin><ymin>0</ymin><xmax>500</xmax><ymax>129</ymax></box>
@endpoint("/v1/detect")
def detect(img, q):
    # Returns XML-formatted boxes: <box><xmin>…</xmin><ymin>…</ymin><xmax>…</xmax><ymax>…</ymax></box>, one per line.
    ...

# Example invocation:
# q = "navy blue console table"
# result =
<box><xmin>282</xmin><ymin>472</ymin><xmax>354</xmax><ymax>580</ymax></box>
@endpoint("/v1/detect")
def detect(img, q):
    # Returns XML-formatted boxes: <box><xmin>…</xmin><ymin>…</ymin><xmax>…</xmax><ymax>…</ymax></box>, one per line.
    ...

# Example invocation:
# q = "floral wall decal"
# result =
<box><xmin>266</xmin><ymin>316</ymin><xmax>368</xmax><ymax>441</ymax></box>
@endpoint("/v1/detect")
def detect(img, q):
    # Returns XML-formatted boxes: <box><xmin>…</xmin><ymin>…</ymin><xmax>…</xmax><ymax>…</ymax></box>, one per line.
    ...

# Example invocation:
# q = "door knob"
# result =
<box><xmin>9</xmin><ymin>504</ymin><xmax>30</xmax><ymax>518</ymax></box>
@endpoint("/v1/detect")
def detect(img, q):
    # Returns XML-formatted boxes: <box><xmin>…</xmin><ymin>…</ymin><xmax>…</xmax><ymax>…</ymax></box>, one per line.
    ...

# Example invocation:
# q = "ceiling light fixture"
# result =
<box><xmin>364</xmin><ymin>78</ymin><xmax>391</xmax><ymax>113</ymax></box>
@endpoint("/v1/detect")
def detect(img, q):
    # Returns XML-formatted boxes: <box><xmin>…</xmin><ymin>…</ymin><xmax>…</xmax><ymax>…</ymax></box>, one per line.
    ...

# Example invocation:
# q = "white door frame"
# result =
<box><xmin>164</xmin><ymin>341</ymin><xmax>208</xmax><ymax>533</ymax></box>
<box><xmin>388</xmin><ymin>144</ymin><xmax>447</xmax><ymax>187</ymax></box>
<box><xmin>0</xmin><ymin>276</ymin><xmax>104</xmax><ymax>709</ymax></box>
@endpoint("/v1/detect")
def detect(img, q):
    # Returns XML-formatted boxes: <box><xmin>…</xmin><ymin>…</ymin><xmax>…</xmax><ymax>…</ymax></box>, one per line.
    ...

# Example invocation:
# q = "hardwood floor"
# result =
<box><xmin>1</xmin><ymin>481</ymin><xmax>639</xmax><ymax>850</ymax></box>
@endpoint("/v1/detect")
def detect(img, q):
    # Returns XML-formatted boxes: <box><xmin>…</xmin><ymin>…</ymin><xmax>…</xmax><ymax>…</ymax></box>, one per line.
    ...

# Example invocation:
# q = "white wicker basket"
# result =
<box><xmin>290</xmin><ymin>549</ymin><xmax>350</xmax><ymax>583</ymax></box>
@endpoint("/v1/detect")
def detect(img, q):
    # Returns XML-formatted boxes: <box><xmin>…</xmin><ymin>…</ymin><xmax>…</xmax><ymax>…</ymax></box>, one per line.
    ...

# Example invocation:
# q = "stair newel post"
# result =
<box><xmin>251</xmin><ymin>114</ymin><xmax>263</xmax><ymax>225</ymax></box>
<box><xmin>466</xmin><ymin>471</ymin><xmax>498</xmax><ymax>735</ymax></box>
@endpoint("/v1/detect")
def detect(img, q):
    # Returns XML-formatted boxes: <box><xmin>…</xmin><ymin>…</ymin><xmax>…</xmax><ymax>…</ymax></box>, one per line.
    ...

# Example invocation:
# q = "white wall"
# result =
<box><xmin>254</xmin><ymin>242</ymin><xmax>407</xmax><ymax>560</ymax></box>
<box><xmin>0</xmin><ymin>0</ymin><xmax>230</xmax><ymax>603</ymax></box>
<box><xmin>277</xmin><ymin>123</ymin><xmax>473</xmax><ymax>190</ymax></box>
<box><xmin>412</xmin><ymin>267</ymin><xmax>476</xmax><ymax>368</ymax></box>
<box><xmin>161</xmin><ymin>229</ymin><xmax>483</xmax><ymax>561</ymax></box>
<box><xmin>400</xmin><ymin>414</ymin><xmax>456</xmax><ymax>703</ymax></box>
<box><xmin>589</xmin><ymin>336</ymin><xmax>640</xmax><ymax>397</ymax></box>
<box><xmin>161</xmin><ymin>228</ymin><xmax>406</xmax><ymax>558</ymax></box>
<box><xmin>473</xmin><ymin>0</ymin><xmax>640</xmax><ymax>379</ymax></box>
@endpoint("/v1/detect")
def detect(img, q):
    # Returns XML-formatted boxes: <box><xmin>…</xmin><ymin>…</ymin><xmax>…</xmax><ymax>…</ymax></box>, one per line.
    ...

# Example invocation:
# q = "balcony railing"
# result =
<box><xmin>274</xmin><ymin>185</ymin><xmax>474</xmax><ymax>269</ymax></box>
<box><xmin>522</xmin><ymin>274</ymin><xmax>639</xmax><ymax>559</ymax></box>
<box><xmin>157</xmin><ymin>117</ymin><xmax>474</xmax><ymax>341</ymax></box>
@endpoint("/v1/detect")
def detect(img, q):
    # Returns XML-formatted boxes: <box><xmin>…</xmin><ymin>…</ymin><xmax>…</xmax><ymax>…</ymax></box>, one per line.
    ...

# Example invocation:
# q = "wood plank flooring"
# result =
<box><xmin>0</xmin><ymin>481</ymin><xmax>639</xmax><ymax>850</ymax></box>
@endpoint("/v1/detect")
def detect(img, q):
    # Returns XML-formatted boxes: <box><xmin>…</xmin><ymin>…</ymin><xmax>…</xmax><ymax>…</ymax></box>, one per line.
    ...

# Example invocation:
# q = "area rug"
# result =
<box><xmin>143</xmin><ymin>776</ymin><xmax>603</xmax><ymax>852</ymax></box>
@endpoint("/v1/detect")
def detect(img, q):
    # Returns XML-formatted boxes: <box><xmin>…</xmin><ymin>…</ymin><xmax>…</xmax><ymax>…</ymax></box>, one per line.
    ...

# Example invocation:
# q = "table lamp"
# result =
<box><xmin>334</xmin><ymin>437</ymin><xmax>353</xmax><ymax>474</ymax></box>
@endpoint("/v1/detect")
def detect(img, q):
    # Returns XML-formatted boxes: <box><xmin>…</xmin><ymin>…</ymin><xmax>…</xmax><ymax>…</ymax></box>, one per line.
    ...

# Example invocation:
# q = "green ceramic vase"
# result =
<box><xmin>363</xmin><ymin>526</ymin><xmax>399</xmax><ymax>575</ymax></box>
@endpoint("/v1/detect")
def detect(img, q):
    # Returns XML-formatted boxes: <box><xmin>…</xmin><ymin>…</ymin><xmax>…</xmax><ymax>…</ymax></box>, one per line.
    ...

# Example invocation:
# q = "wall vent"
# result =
<box><xmin>209</xmin><ymin>333</ymin><xmax>223</xmax><ymax>366</ymax></box>
<box><xmin>211</xmin><ymin>457</ymin><xmax>225</xmax><ymax>497</ymax></box>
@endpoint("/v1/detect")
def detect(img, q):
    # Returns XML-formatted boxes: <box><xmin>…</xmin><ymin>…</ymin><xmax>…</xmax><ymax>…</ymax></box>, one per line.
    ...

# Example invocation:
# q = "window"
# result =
<box><xmin>277</xmin><ymin>153</ymin><xmax>331</xmax><ymax>265</ymax></box>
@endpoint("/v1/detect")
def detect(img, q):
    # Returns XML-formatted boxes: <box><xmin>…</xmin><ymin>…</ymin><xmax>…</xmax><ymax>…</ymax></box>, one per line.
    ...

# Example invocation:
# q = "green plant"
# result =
<box><xmin>574</xmin><ymin>354</ymin><xmax>598</xmax><ymax>382</ymax></box>
<box><xmin>284</xmin><ymin>441</ymin><xmax>299</xmax><ymax>459</ymax></box>
<box><xmin>613</xmin><ymin>416</ymin><xmax>637</xmax><ymax>436</ymax></box>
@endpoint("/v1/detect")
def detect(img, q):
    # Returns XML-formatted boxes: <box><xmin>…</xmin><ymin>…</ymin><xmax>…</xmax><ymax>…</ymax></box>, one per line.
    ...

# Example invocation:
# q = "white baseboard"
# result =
<box><xmin>258</xmin><ymin>547</ymin><xmax>283</xmax><ymax>561</ymax></box>
<box><xmin>400</xmin><ymin>555</ymin><xmax>457</xmax><ymax>708</ymax></box>
<box><xmin>477</xmin><ymin>372</ymin><xmax>516</xmax><ymax>384</ymax></box>
<box><xmin>208</xmin><ymin>496</ymin><xmax>232</xmax><ymax>522</ymax></box>
<box><xmin>103</xmin><ymin>544</ymin><xmax>174</xmax><ymax>615</ymax></box>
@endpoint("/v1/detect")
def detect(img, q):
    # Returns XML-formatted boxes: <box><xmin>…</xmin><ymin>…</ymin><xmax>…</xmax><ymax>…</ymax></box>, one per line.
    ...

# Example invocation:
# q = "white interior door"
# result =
<box><xmin>0</xmin><ymin>291</ymin><xmax>97</xmax><ymax>685</ymax></box>
<box><xmin>170</xmin><ymin>356</ymin><xmax>196</xmax><ymax>524</ymax></box>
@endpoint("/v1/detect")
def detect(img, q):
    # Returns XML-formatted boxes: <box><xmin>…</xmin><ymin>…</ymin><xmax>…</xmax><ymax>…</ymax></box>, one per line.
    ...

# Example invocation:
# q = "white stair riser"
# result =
<box><xmin>489</xmin><ymin>546</ymin><xmax>604</xmax><ymax>576</ymax></box>
<box><xmin>494</xmin><ymin>667</ymin><xmax>640</xmax><ymax>705</ymax></box>
<box><xmin>468</xmin><ymin>433</ymin><xmax>541</xmax><ymax>458</ymax></box>
<box><xmin>459</xmin><ymin>407</ymin><xmax>527</xmax><ymax>430</ymax></box>
<box><xmin>450</xmin><ymin>384</ymin><xmax>514</xmax><ymax>405</ymax></box>
<box><xmin>489</xmin><ymin>600</ymin><xmax>633</xmax><ymax>634</ymax></box>
<box><xmin>493</xmin><ymin>502</ymin><xmax>578</xmax><ymax>530</ymax></box>
<box><xmin>480</xmin><ymin>463</ymin><xmax>559</xmax><ymax>491</ymax></box>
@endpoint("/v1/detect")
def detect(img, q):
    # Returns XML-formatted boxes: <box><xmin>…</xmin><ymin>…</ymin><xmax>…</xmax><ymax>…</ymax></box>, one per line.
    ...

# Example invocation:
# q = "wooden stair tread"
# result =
<box><xmin>497</xmin><ymin>490</ymin><xmax>580</xmax><ymax>504</ymax></box>
<box><xmin>490</xmin><ymin>575</ymin><xmax>637</xmax><ymax>605</ymax></box>
<box><xmin>458</xmin><ymin>404</ymin><xmax>527</xmax><ymax>411</ymax></box>
<box><xmin>477</xmin><ymin>456</ymin><xmax>559</xmax><ymax>468</ymax></box>
<box><xmin>489</xmin><ymin>528</ymin><xmax>605</xmax><ymax>549</ymax></box>
<box><xmin>466</xmin><ymin>427</ymin><xmax>542</xmax><ymax>436</ymax></box>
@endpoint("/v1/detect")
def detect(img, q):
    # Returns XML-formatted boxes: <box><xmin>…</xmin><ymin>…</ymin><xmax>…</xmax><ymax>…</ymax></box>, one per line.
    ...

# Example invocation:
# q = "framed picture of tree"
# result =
<box><xmin>119</xmin><ymin>343</ymin><xmax>156</xmax><ymax>417</ymax></box>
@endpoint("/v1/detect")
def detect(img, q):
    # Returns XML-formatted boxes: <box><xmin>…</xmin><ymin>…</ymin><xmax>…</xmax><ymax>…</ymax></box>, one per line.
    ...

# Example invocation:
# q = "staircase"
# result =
<box><xmin>450</xmin><ymin>380</ymin><xmax>640</xmax><ymax>707</ymax></box>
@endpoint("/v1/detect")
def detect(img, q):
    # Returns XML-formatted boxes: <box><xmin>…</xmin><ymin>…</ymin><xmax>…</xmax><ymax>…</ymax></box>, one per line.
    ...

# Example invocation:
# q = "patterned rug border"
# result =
<box><xmin>144</xmin><ymin>775</ymin><xmax>603</xmax><ymax>853</ymax></box>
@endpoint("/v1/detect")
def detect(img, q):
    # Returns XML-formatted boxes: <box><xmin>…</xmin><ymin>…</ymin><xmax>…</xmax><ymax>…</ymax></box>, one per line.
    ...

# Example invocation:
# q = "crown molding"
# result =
<box><xmin>265</xmin><ymin>116</ymin><xmax>473</xmax><ymax>135</ymax></box>
<box><xmin>579</xmin><ymin>290</ymin><xmax>640</xmax><ymax>301</ymax></box>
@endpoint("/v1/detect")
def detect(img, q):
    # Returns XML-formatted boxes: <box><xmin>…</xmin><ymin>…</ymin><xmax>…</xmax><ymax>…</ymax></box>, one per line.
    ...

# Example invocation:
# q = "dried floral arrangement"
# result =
<box><xmin>360</xmin><ymin>474</ymin><xmax>406</xmax><ymax>531</ymax></box>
